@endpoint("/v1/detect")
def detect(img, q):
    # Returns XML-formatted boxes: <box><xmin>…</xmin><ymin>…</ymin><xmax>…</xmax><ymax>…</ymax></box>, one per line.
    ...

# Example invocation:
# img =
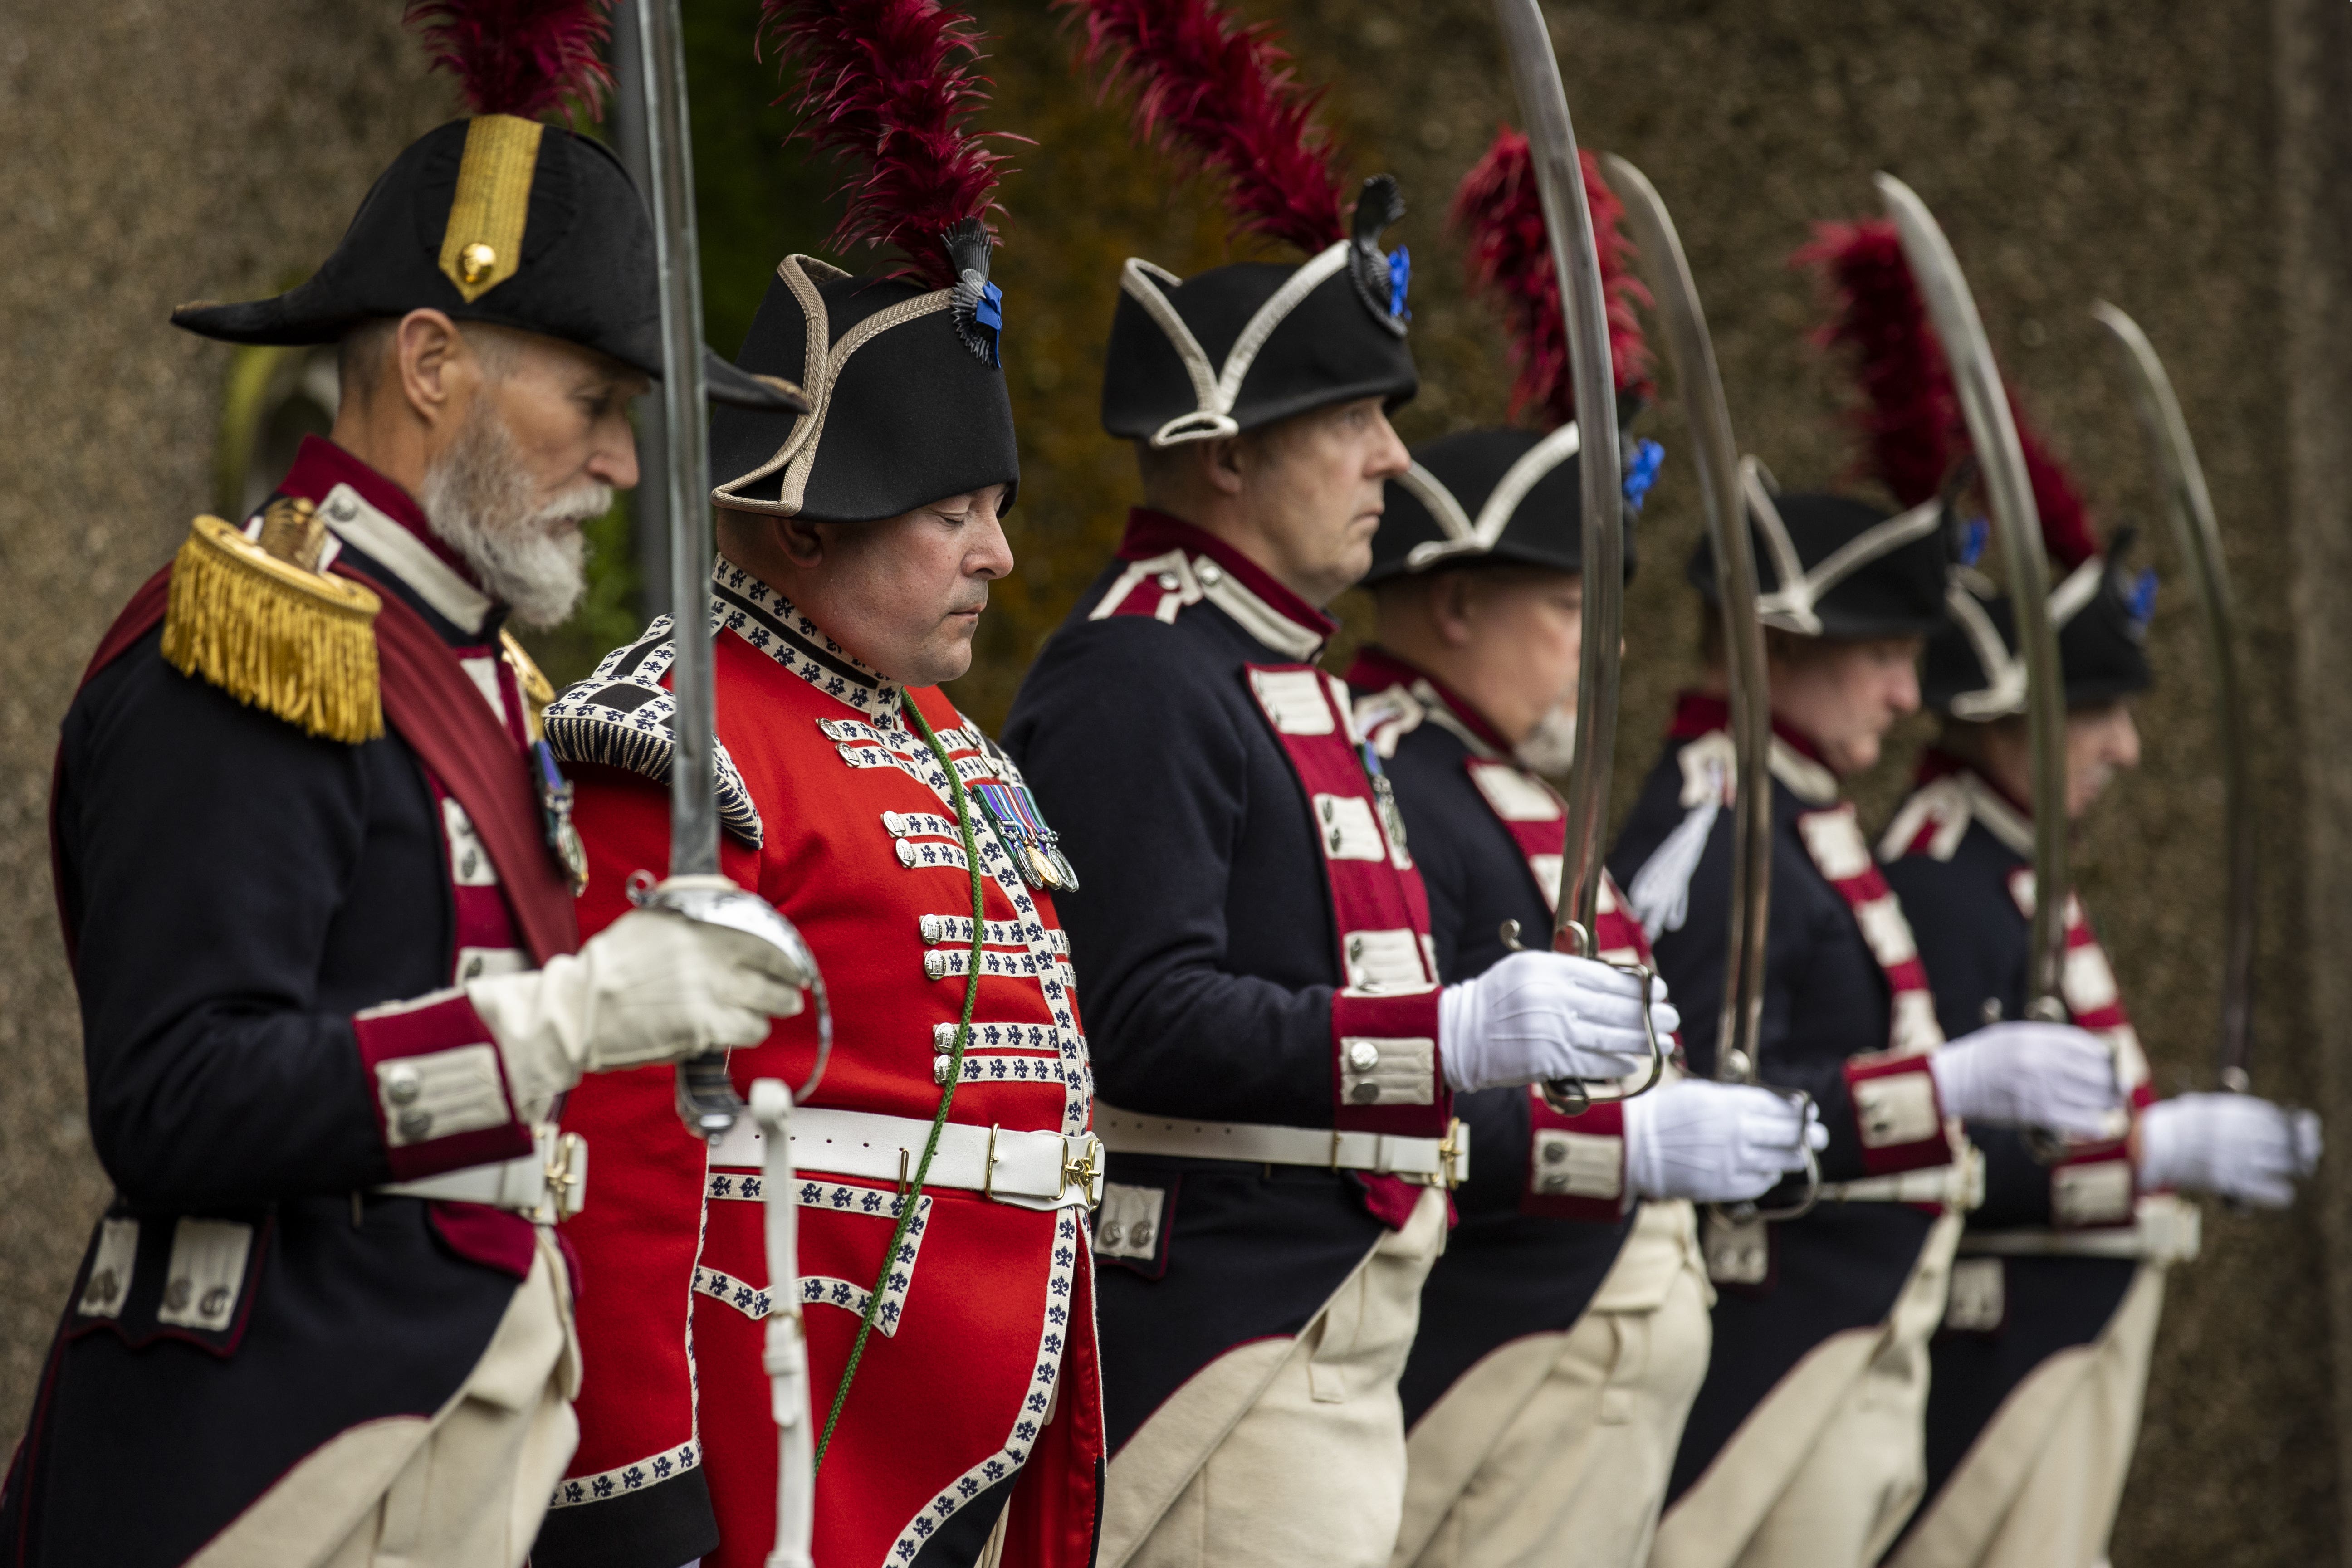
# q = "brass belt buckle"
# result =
<box><xmin>1435</xmin><ymin>1118</ymin><xmax>1465</xmax><ymax>1190</ymax></box>
<box><xmin>1061</xmin><ymin>1133</ymin><xmax>1105</xmax><ymax>1208</ymax></box>
<box><xmin>540</xmin><ymin>1131</ymin><xmax>586</xmax><ymax>1222</ymax></box>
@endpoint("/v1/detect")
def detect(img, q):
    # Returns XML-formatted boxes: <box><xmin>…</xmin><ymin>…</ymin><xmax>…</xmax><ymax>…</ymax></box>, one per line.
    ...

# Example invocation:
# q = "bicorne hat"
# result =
<box><xmin>171</xmin><ymin>1</ymin><xmax>798</xmax><ymax>413</ymax></box>
<box><xmin>1068</xmin><ymin>0</ymin><xmax>1417</xmax><ymax>448</ymax></box>
<box><xmin>710</xmin><ymin>0</ymin><xmax>1021</xmax><ymax>524</ymax></box>
<box><xmin>1369</xmin><ymin>131</ymin><xmax>1661</xmax><ymax>586</ymax></box>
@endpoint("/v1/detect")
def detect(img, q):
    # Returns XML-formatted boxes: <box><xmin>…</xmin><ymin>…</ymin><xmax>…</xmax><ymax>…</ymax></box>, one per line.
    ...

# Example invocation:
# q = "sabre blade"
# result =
<box><xmin>1876</xmin><ymin>174</ymin><xmax>2069</xmax><ymax>1016</ymax></box>
<box><xmin>1602</xmin><ymin>154</ymin><xmax>1773</xmax><ymax>1085</ymax></box>
<box><xmin>2092</xmin><ymin>302</ymin><xmax>2254</xmax><ymax>1089</ymax></box>
<box><xmin>1487</xmin><ymin>0</ymin><xmax>1623</xmax><ymax>946</ymax></box>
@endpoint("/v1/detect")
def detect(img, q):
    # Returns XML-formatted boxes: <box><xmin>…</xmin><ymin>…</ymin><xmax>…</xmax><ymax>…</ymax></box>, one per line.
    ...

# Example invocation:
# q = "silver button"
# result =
<box><xmin>1540</xmin><ymin>1141</ymin><xmax>1567</xmax><ymax>1164</ymax></box>
<box><xmin>459</xmin><ymin>850</ymin><xmax>479</xmax><ymax>879</ymax></box>
<box><xmin>200</xmin><ymin>1286</ymin><xmax>232</xmax><ymax>1319</ymax></box>
<box><xmin>397</xmin><ymin>1107</ymin><xmax>435</xmax><ymax>1141</ymax></box>
<box><xmin>1329</xmin><ymin>830</ymin><xmax>1346</xmax><ymax>852</ymax></box>
<box><xmin>933</xmin><ymin>1053</ymin><xmax>954</xmax><ymax>1085</ymax></box>
<box><xmin>384</xmin><ymin>1065</ymin><xmax>422</xmax><ymax>1106</ymax></box>
<box><xmin>1198</xmin><ymin>562</ymin><xmax>1222</xmax><ymax>584</ymax></box>
<box><xmin>1100</xmin><ymin>1221</ymin><xmax>1125</xmax><ymax>1247</ymax></box>
<box><xmin>924</xmin><ymin>952</ymin><xmax>949</xmax><ymax>980</ymax></box>
<box><xmin>163</xmin><ymin>1278</ymin><xmax>192</xmax><ymax>1311</ymax></box>
<box><xmin>1131</xmin><ymin>1221</ymin><xmax>1154</xmax><ymax>1248</ymax></box>
<box><xmin>1350</xmin><ymin>1081</ymin><xmax>1382</xmax><ymax>1105</ymax></box>
<box><xmin>1155</xmin><ymin>572</ymin><xmax>1180</xmax><ymax>591</ymax></box>
<box><xmin>87</xmin><ymin>1268</ymin><xmax>119</xmax><ymax>1306</ymax></box>
<box><xmin>1347</xmin><ymin>1040</ymin><xmax>1382</xmax><ymax>1074</ymax></box>
<box><xmin>1348</xmin><ymin>937</ymin><xmax>1365</xmax><ymax>960</ymax></box>
<box><xmin>460</xmin><ymin>955</ymin><xmax>483</xmax><ymax>981</ymax></box>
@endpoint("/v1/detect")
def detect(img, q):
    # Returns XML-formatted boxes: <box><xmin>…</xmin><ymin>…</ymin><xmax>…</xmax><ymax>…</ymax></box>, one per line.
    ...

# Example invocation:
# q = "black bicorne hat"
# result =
<box><xmin>1689</xmin><ymin>464</ymin><xmax>1955</xmax><ymax>641</ymax></box>
<box><xmin>1366</xmin><ymin>425</ymin><xmax>1652</xmax><ymax>586</ymax></box>
<box><xmin>1924</xmin><ymin>531</ymin><xmax>2156</xmax><ymax>716</ymax></box>
<box><xmin>710</xmin><ymin>248</ymin><xmax>1019</xmax><ymax>524</ymax></box>
<box><xmin>171</xmin><ymin>117</ymin><xmax>798</xmax><ymax>413</ymax></box>
<box><xmin>1103</xmin><ymin>177</ymin><xmax>1418</xmax><ymax>446</ymax></box>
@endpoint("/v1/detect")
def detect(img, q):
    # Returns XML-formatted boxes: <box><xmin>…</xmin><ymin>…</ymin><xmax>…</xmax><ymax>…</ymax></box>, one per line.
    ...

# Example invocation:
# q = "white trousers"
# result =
<box><xmin>1651</xmin><ymin>1209</ymin><xmax>1962</xmax><ymax>1568</ymax></box>
<box><xmin>1102</xmin><ymin>1187</ymin><xmax>1450</xmax><ymax>1568</ymax></box>
<box><xmin>191</xmin><ymin>1233</ymin><xmax>580</xmax><ymax>1568</ymax></box>
<box><xmin>1394</xmin><ymin>1201</ymin><xmax>1714</xmax><ymax>1568</ymax></box>
<box><xmin>1883</xmin><ymin>1262</ymin><xmax>2165</xmax><ymax>1568</ymax></box>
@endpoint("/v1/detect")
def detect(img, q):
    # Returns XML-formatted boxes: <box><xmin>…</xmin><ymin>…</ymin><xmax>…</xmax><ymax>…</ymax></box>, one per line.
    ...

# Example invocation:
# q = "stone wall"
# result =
<box><xmin>0</xmin><ymin>1</ymin><xmax>2339</xmax><ymax>1557</ymax></box>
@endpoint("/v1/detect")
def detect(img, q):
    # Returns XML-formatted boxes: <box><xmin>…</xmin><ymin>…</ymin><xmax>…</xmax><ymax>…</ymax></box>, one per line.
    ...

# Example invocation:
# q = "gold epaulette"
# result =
<box><xmin>160</xmin><ymin>503</ymin><xmax>384</xmax><ymax>743</ymax></box>
<box><xmin>499</xmin><ymin>630</ymin><xmax>554</xmax><ymax>744</ymax></box>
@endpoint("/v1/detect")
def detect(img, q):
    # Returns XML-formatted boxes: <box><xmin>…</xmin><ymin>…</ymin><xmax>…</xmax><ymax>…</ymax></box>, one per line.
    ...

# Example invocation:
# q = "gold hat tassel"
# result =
<box><xmin>161</xmin><ymin>498</ymin><xmax>385</xmax><ymax>744</ymax></box>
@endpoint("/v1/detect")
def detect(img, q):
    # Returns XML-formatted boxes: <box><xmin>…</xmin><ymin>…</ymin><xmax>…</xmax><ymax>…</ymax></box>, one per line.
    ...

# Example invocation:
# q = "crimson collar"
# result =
<box><xmin>277</xmin><ymin>435</ymin><xmax>478</xmax><ymax>585</ymax></box>
<box><xmin>1344</xmin><ymin>645</ymin><xmax>1516</xmax><ymax>754</ymax></box>
<box><xmin>1117</xmin><ymin>508</ymin><xmax>1338</xmax><ymax>646</ymax></box>
<box><xmin>1667</xmin><ymin>689</ymin><xmax>1837</xmax><ymax>771</ymax></box>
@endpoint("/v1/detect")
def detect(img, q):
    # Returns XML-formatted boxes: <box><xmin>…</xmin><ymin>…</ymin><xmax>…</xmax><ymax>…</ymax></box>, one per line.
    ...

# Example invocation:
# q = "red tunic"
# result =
<box><xmin>545</xmin><ymin>566</ymin><xmax>1102</xmax><ymax>1568</ymax></box>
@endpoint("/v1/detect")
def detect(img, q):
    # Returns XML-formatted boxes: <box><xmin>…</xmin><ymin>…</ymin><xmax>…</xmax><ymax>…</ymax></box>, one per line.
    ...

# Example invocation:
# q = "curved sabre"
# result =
<box><xmin>2092</xmin><ymin>302</ymin><xmax>2254</xmax><ymax>1092</ymax></box>
<box><xmin>1487</xmin><ymin>0</ymin><xmax>1663</xmax><ymax>1113</ymax></box>
<box><xmin>1606</xmin><ymin>154</ymin><xmax>1815</xmax><ymax>1219</ymax></box>
<box><xmin>1877</xmin><ymin>174</ymin><xmax>2069</xmax><ymax>1016</ymax></box>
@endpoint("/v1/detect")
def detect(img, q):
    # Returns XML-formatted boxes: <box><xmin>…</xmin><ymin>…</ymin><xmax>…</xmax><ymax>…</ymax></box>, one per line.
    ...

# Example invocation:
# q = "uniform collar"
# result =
<box><xmin>710</xmin><ymin>555</ymin><xmax>903</xmax><ymax>723</ymax></box>
<box><xmin>1117</xmin><ymin>508</ymin><xmax>1336</xmax><ymax>661</ymax></box>
<box><xmin>277</xmin><ymin>435</ymin><xmax>497</xmax><ymax>638</ymax></box>
<box><xmin>1344</xmin><ymin>645</ymin><xmax>1515</xmax><ymax>759</ymax></box>
<box><xmin>1667</xmin><ymin>689</ymin><xmax>1840</xmax><ymax>806</ymax></box>
<box><xmin>1917</xmin><ymin>749</ymin><xmax>2035</xmax><ymax>857</ymax></box>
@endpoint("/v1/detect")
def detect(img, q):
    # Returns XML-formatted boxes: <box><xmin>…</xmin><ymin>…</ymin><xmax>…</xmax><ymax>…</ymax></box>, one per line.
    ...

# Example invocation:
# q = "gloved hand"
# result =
<box><xmin>2137</xmin><ymin>1093</ymin><xmax>2322</xmax><ymax>1207</ymax></box>
<box><xmin>1928</xmin><ymin>1020</ymin><xmax>2122</xmax><ymax>1137</ymax></box>
<box><xmin>1439</xmin><ymin>950</ymin><xmax>1679</xmax><ymax>1093</ymax></box>
<box><xmin>1624</xmin><ymin>1079</ymin><xmax>1827</xmax><ymax>1202</ymax></box>
<box><xmin>470</xmin><ymin>907</ymin><xmax>808</xmax><ymax>1121</ymax></box>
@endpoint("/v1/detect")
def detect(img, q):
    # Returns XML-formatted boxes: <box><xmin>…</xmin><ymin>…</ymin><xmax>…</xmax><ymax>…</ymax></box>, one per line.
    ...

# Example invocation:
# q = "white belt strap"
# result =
<box><xmin>377</xmin><ymin>1126</ymin><xmax>587</xmax><ymax>1222</ymax></box>
<box><xmin>1956</xmin><ymin>1193</ymin><xmax>2202</xmax><ymax>1264</ymax></box>
<box><xmin>1816</xmin><ymin>1148</ymin><xmax>1982</xmax><ymax>1209</ymax></box>
<box><xmin>1091</xmin><ymin>1104</ymin><xmax>1468</xmax><ymax>1187</ymax></box>
<box><xmin>708</xmin><ymin>1107</ymin><xmax>1103</xmax><ymax>1212</ymax></box>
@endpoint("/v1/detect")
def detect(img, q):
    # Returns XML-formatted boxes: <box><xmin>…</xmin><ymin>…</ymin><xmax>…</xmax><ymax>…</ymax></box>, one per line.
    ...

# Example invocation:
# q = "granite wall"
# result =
<box><xmin>0</xmin><ymin>1</ymin><xmax>2341</xmax><ymax>1559</ymax></box>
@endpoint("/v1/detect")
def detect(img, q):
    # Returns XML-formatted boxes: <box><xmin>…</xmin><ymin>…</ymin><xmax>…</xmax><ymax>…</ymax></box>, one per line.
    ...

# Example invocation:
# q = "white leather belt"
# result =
<box><xmin>1091</xmin><ymin>1104</ymin><xmax>1469</xmax><ymax>1187</ymax></box>
<box><xmin>1956</xmin><ymin>1194</ymin><xmax>2202</xmax><ymax>1264</ymax></box>
<box><xmin>378</xmin><ymin>1126</ymin><xmax>587</xmax><ymax>1223</ymax></box>
<box><xmin>708</xmin><ymin>1107</ymin><xmax>1103</xmax><ymax>1211</ymax></box>
<box><xmin>1816</xmin><ymin>1148</ymin><xmax>1983</xmax><ymax>1210</ymax></box>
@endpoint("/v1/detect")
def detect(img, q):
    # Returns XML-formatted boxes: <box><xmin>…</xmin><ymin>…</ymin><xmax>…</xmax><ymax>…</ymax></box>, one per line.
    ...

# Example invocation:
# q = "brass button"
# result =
<box><xmin>397</xmin><ymin>1107</ymin><xmax>435</xmax><ymax>1141</ymax></box>
<box><xmin>460</xmin><ymin>242</ymin><xmax>497</xmax><ymax>284</ymax></box>
<box><xmin>200</xmin><ymin>1286</ymin><xmax>232</xmax><ymax>1319</ymax></box>
<box><xmin>163</xmin><ymin>1278</ymin><xmax>192</xmax><ymax>1311</ymax></box>
<box><xmin>384</xmin><ymin>1065</ymin><xmax>422</xmax><ymax>1106</ymax></box>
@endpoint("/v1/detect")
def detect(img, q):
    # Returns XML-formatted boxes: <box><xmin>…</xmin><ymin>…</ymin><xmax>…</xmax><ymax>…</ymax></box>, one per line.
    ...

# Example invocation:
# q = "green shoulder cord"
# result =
<box><xmin>813</xmin><ymin>697</ymin><xmax>987</xmax><ymax>1473</ymax></box>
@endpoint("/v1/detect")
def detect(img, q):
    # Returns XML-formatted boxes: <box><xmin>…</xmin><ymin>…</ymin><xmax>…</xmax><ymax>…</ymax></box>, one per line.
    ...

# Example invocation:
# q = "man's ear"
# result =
<box><xmin>776</xmin><ymin>514</ymin><xmax>826</xmax><ymax>568</ymax></box>
<box><xmin>1433</xmin><ymin>572</ymin><xmax>1479</xmax><ymax>648</ymax></box>
<box><xmin>394</xmin><ymin>309</ymin><xmax>469</xmax><ymax>431</ymax></box>
<box><xmin>1203</xmin><ymin>433</ymin><xmax>1248</xmax><ymax>498</ymax></box>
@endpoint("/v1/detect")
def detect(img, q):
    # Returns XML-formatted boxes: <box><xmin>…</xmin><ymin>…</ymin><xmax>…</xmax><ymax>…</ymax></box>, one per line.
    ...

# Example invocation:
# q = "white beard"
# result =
<box><xmin>417</xmin><ymin>403</ymin><xmax>607</xmax><ymax>630</ymax></box>
<box><xmin>1516</xmin><ymin>703</ymin><xmax>1578</xmax><ymax>778</ymax></box>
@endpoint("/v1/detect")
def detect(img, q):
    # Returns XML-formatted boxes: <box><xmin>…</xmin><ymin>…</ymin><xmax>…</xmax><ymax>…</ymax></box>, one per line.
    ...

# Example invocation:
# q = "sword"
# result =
<box><xmin>1606</xmin><ymin>155</ymin><xmax>1815</xmax><ymax>1219</ymax></box>
<box><xmin>1488</xmin><ymin>0</ymin><xmax>1662</xmax><ymax>1113</ymax></box>
<box><xmin>631</xmin><ymin>5</ymin><xmax>823</xmax><ymax>1558</ymax></box>
<box><xmin>1878</xmin><ymin>175</ymin><xmax>2069</xmax><ymax>1020</ymax></box>
<box><xmin>2091</xmin><ymin>303</ymin><xmax>2254</xmax><ymax>1092</ymax></box>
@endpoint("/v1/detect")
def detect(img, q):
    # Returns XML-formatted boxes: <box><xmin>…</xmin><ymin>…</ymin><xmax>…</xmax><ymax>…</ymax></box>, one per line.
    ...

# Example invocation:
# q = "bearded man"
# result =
<box><xmin>0</xmin><ymin>33</ymin><xmax>808</xmax><ymax>1566</ymax></box>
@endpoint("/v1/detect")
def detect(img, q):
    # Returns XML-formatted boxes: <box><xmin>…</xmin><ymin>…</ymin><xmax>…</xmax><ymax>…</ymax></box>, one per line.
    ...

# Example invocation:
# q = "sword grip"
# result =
<box><xmin>676</xmin><ymin>1051</ymin><xmax>745</xmax><ymax>1140</ymax></box>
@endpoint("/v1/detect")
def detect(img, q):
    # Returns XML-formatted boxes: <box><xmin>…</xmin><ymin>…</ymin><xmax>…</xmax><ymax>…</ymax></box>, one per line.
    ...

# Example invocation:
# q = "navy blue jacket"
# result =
<box><xmin>1004</xmin><ymin>513</ymin><xmax>1418</xmax><ymax>1455</ymax></box>
<box><xmin>1878</xmin><ymin>763</ymin><xmax>2140</xmax><ymax>1537</ymax></box>
<box><xmin>1608</xmin><ymin>701</ymin><xmax>1938</xmax><ymax>1505</ymax></box>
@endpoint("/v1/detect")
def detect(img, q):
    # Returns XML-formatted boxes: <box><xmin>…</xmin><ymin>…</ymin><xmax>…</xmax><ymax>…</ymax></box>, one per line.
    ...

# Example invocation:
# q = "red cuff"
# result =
<box><xmin>2051</xmin><ymin>1140</ymin><xmax>2137</xmax><ymax>1229</ymax></box>
<box><xmin>1520</xmin><ymin>1093</ymin><xmax>1628</xmax><ymax>1221</ymax></box>
<box><xmin>1843</xmin><ymin>1053</ymin><xmax>1952</xmax><ymax>1176</ymax></box>
<box><xmin>1331</xmin><ymin>988</ymin><xmax>1448</xmax><ymax>1136</ymax></box>
<box><xmin>352</xmin><ymin>989</ymin><xmax>533</xmax><ymax>1180</ymax></box>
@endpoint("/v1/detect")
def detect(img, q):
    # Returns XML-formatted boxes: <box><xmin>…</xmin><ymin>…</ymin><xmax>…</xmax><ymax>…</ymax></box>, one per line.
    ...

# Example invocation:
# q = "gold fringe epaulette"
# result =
<box><xmin>161</xmin><ymin>507</ymin><xmax>384</xmax><ymax>743</ymax></box>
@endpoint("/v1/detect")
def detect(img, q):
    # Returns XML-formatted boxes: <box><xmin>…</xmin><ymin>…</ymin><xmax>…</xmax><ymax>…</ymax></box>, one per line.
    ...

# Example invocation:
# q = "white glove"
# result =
<box><xmin>1438</xmin><ymin>950</ymin><xmax>1680</xmax><ymax>1093</ymax></box>
<box><xmin>2137</xmin><ymin>1094</ymin><xmax>2321</xmax><ymax>1208</ymax></box>
<box><xmin>1624</xmin><ymin>1079</ymin><xmax>1827</xmax><ymax>1202</ymax></box>
<box><xmin>469</xmin><ymin>908</ymin><xmax>808</xmax><ymax>1120</ymax></box>
<box><xmin>1928</xmin><ymin>1020</ymin><xmax>2122</xmax><ymax>1137</ymax></box>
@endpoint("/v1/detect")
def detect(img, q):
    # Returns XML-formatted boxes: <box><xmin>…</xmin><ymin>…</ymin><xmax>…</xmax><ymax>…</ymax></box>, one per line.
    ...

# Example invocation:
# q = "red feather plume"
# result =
<box><xmin>1794</xmin><ymin>219</ymin><xmax>1958</xmax><ymax>510</ymax></box>
<box><xmin>1799</xmin><ymin>220</ymin><xmax>2101</xmax><ymax>565</ymax></box>
<box><xmin>1452</xmin><ymin>126</ymin><xmax>1653</xmax><ymax>430</ymax></box>
<box><xmin>1058</xmin><ymin>0</ymin><xmax>1345</xmax><ymax>255</ymax></box>
<box><xmin>405</xmin><ymin>0</ymin><xmax>615</xmax><ymax>123</ymax></box>
<box><xmin>758</xmin><ymin>0</ymin><xmax>1017</xmax><ymax>288</ymax></box>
